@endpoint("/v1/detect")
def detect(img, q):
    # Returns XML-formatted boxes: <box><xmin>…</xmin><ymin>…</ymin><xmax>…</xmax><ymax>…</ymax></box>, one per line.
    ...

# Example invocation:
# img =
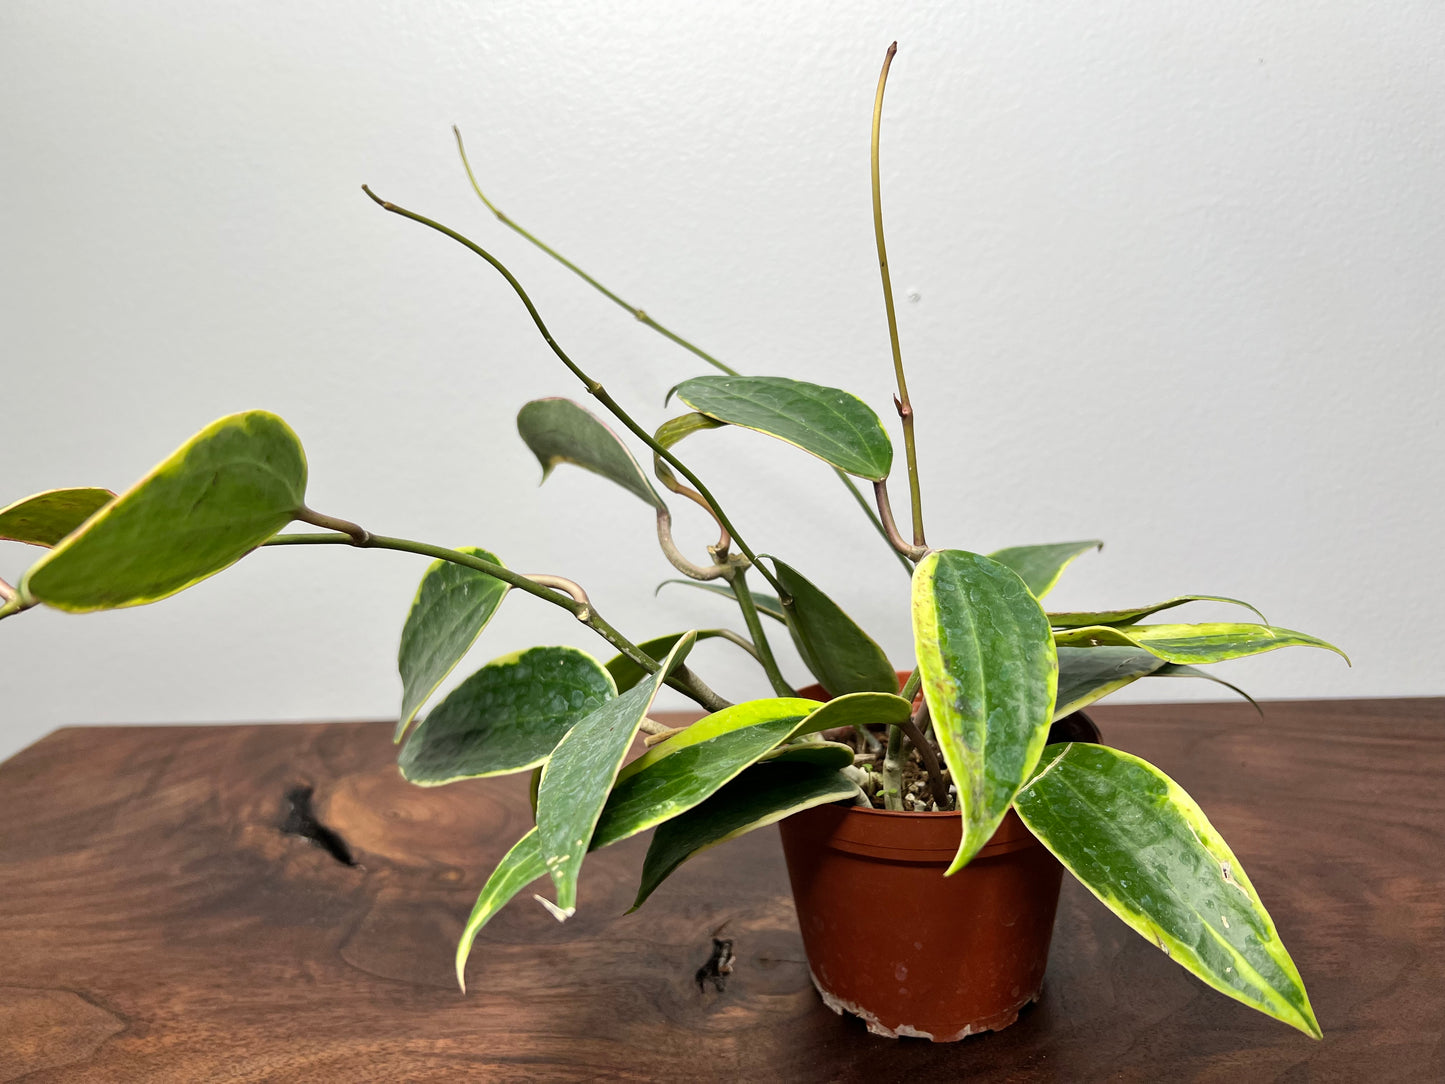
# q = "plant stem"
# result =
<box><xmin>854</xmin><ymin>724</ymin><xmax>882</xmax><ymax>752</ymax></box>
<box><xmin>455</xmin><ymin>126</ymin><xmax>738</xmax><ymax>377</ymax></box>
<box><xmin>262</xmin><ymin>529</ymin><xmax>730</xmax><ymax>712</ymax></box>
<box><xmin>655</xmin><ymin>506</ymin><xmax>729</xmax><ymax>581</ymax></box>
<box><xmin>726</xmin><ymin>564</ymin><xmax>795</xmax><ymax>698</ymax></box>
<box><xmin>362</xmin><ymin>186</ymin><xmax>789</xmax><ymax>601</ymax></box>
<box><xmin>899</xmin><ymin>667</ymin><xmax>921</xmax><ymax>702</ymax></box>
<box><xmin>454</xmin><ymin>128</ymin><xmax>914</xmax><ymax>575</ymax></box>
<box><xmin>881</xmin><ymin>724</ymin><xmax>906</xmax><ymax>811</ymax></box>
<box><xmin>870</xmin><ymin>42</ymin><xmax>926</xmax><ymax>548</ymax></box>
<box><xmin>520</xmin><ymin>573</ymin><xmax>591</xmax><ymax>616</ymax></box>
<box><xmin>667</xmin><ymin>664</ymin><xmax>731</xmax><ymax>715</ymax></box>
<box><xmin>901</xmin><ymin>699</ymin><xmax>950</xmax><ymax>809</ymax></box>
<box><xmin>0</xmin><ymin>576</ymin><xmax>15</xmax><ymax>603</ymax></box>
<box><xmin>710</xmin><ymin>627</ymin><xmax>764</xmax><ymax>663</ymax></box>
<box><xmin>872</xmin><ymin>480</ymin><xmax>928</xmax><ymax>562</ymax></box>
<box><xmin>295</xmin><ymin>506</ymin><xmax>369</xmax><ymax>543</ymax></box>
<box><xmin>836</xmin><ymin>472</ymin><xmax>914</xmax><ymax>574</ymax></box>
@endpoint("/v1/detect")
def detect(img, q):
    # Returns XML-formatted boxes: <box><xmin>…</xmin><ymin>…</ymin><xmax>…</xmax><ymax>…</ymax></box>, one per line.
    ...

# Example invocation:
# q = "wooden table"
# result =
<box><xmin>1</xmin><ymin>699</ymin><xmax>1441</xmax><ymax>1081</ymax></box>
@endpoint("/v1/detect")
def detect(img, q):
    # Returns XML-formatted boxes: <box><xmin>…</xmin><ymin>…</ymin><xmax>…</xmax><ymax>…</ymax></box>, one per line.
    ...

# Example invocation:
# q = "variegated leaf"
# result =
<box><xmin>0</xmin><ymin>488</ymin><xmax>114</xmax><ymax>547</ymax></box>
<box><xmin>1054</xmin><ymin>622</ymin><xmax>1349</xmax><ymax>665</ymax></box>
<box><xmin>987</xmin><ymin>540</ymin><xmax>1102</xmax><ymax>600</ymax></box>
<box><xmin>1055</xmin><ymin>646</ymin><xmax>1165</xmax><ymax>718</ymax></box>
<box><xmin>536</xmin><ymin>634</ymin><xmax>695</xmax><ymax>915</ymax></box>
<box><xmin>1013</xmin><ymin>742</ymin><xmax>1321</xmax><ymax>1038</ymax></box>
<box><xmin>913</xmin><ymin>549</ymin><xmax>1057</xmax><ymax>873</ymax></box>
<box><xmin>672</xmin><ymin>375</ymin><xmax>893</xmax><ymax>481</ymax></box>
<box><xmin>398</xmin><ymin>646</ymin><xmax>615</xmax><ymax>784</ymax></box>
<box><xmin>517</xmin><ymin>397</ymin><xmax>662</xmax><ymax>508</ymax></box>
<box><xmin>772</xmin><ymin>557</ymin><xmax>896</xmax><ymax>695</ymax></box>
<box><xmin>1049</xmin><ymin>595</ymin><xmax>1265</xmax><ymax>628</ymax></box>
<box><xmin>619</xmin><ymin>697</ymin><xmax>819</xmax><ymax>783</ymax></box>
<box><xmin>21</xmin><ymin>412</ymin><xmax>306</xmax><ymax>611</ymax></box>
<box><xmin>631</xmin><ymin>759</ymin><xmax>856</xmax><ymax>910</ymax></box>
<box><xmin>395</xmin><ymin>547</ymin><xmax>510</xmax><ymax>741</ymax></box>
<box><xmin>604</xmin><ymin>629</ymin><xmax>753</xmax><ymax>693</ymax></box>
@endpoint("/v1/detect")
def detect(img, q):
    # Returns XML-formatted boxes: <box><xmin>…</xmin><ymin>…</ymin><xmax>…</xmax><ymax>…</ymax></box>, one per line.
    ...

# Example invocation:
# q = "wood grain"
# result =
<box><xmin>0</xmin><ymin>699</ymin><xmax>1441</xmax><ymax>1081</ymax></box>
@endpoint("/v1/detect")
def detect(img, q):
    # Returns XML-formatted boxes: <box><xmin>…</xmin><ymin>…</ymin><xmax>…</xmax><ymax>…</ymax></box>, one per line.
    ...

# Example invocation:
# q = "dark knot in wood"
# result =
<box><xmin>281</xmin><ymin>785</ymin><xmax>358</xmax><ymax>867</ymax></box>
<box><xmin>695</xmin><ymin>937</ymin><xmax>736</xmax><ymax>994</ymax></box>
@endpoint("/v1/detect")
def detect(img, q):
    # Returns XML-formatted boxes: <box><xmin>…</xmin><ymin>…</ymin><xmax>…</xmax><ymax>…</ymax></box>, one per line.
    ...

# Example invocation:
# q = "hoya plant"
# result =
<box><xmin>0</xmin><ymin>46</ymin><xmax>1341</xmax><ymax>1039</ymax></box>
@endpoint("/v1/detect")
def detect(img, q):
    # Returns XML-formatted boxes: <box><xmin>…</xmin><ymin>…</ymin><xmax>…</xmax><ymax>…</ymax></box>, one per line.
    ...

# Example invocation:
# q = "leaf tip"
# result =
<box><xmin>1315</xmin><ymin>635</ymin><xmax>1352</xmax><ymax>667</ymax></box>
<box><xmin>534</xmin><ymin>893</ymin><xmax>574</xmax><ymax>923</ymax></box>
<box><xmin>454</xmin><ymin>937</ymin><xmax>472</xmax><ymax>994</ymax></box>
<box><xmin>1288</xmin><ymin>999</ymin><xmax>1324</xmax><ymax>1039</ymax></box>
<box><xmin>943</xmin><ymin>831</ymin><xmax>988</xmax><ymax>877</ymax></box>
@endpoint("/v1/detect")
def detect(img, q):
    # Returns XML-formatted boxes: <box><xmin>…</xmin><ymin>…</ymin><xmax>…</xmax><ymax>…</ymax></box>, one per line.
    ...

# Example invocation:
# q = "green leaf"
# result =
<box><xmin>1049</xmin><ymin>595</ymin><xmax>1266</xmax><ymax>628</ymax></box>
<box><xmin>456</xmin><ymin>706</ymin><xmax>799</xmax><ymax>977</ymax></box>
<box><xmin>1053</xmin><ymin>622</ymin><xmax>1350</xmax><ymax>665</ymax></box>
<box><xmin>1013</xmin><ymin>743</ymin><xmax>1321</xmax><ymax>1038</ymax></box>
<box><xmin>398</xmin><ymin>646</ymin><xmax>615</xmax><ymax>785</ymax></box>
<box><xmin>0</xmin><ymin>488</ymin><xmax>115</xmax><ymax>547</ymax></box>
<box><xmin>454</xmin><ymin>828</ymin><xmax>546</xmax><ymax>992</ymax></box>
<box><xmin>395</xmin><ymin>547</ymin><xmax>511</xmax><ymax>741</ymax></box>
<box><xmin>20</xmin><ymin>412</ymin><xmax>307</xmax><ymax>612</ymax></box>
<box><xmin>987</xmin><ymin>540</ymin><xmax>1102</xmax><ymax>600</ymax></box>
<box><xmin>593</xmin><ymin>718</ymin><xmax>804</xmax><ymax>850</ymax></box>
<box><xmin>618</xmin><ymin>696</ymin><xmax>819</xmax><ymax>782</ymax></box>
<box><xmin>784</xmin><ymin>691</ymin><xmax>913</xmax><ymax>739</ymax></box>
<box><xmin>536</xmin><ymin>634</ymin><xmax>696</xmax><ymax>915</ymax></box>
<box><xmin>652</xmin><ymin>412</ymin><xmax>725</xmax><ymax>495</ymax></box>
<box><xmin>516</xmin><ymin>397</ymin><xmax>662</xmax><ymax>509</ymax></box>
<box><xmin>655</xmin><ymin>579</ymin><xmax>787</xmax><ymax>623</ymax></box>
<box><xmin>453</xmin><ymin>715</ymin><xmax>844</xmax><ymax>989</ymax></box>
<box><xmin>913</xmin><ymin>549</ymin><xmax>1057</xmax><ymax>873</ymax></box>
<box><xmin>672</xmin><ymin>375</ymin><xmax>893</xmax><ymax>481</ymax></box>
<box><xmin>759</xmin><ymin>740</ymin><xmax>855</xmax><ymax>769</ymax></box>
<box><xmin>655</xmin><ymin>412</ymin><xmax>725</xmax><ymax>448</ymax></box>
<box><xmin>621</xmin><ymin>690</ymin><xmax>907</xmax><ymax>785</ymax></box>
<box><xmin>604</xmin><ymin>629</ymin><xmax>752</xmax><ymax>693</ymax></box>
<box><xmin>631</xmin><ymin>759</ymin><xmax>857</xmax><ymax>911</ymax></box>
<box><xmin>1150</xmin><ymin>663</ymin><xmax>1263</xmax><ymax>715</ymax></box>
<box><xmin>1055</xmin><ymin>646</ymin><xmax>1166</xmax><ymax>718</ymax></box>
<box><xmin>771</xmin><ymin>557</ymin><xmax>896</xmax><ymax>695</ymax></box>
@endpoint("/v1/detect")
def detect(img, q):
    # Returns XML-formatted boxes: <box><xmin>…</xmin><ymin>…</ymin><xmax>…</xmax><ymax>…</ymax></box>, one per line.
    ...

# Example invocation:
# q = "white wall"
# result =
<box><xmin>2</xmin><ymin>2</ymin><xmax>1441</xmax><ymax>762</ymax></box>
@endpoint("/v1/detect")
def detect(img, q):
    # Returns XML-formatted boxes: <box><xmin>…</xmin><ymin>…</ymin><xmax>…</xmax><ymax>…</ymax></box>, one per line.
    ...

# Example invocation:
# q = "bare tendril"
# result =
<box><xmin>453</xmin><ymin>126</ymin><xmax>912</xmax><ymax>575</ymax></box>
<box><xmin>871</xmin><ymin>42</ymin><xmax>927</xmax><ymax>549</ymax></box>
<box><xmin>360</xmin><ymin>185</ymin><xmax>789</xmax><ymax>602</ymax></box>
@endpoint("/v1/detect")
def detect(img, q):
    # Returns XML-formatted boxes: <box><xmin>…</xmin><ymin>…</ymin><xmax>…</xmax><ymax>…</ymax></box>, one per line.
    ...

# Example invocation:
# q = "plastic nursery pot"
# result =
<box><xmin>779</xmin><ymin>676</ymin><xmax>1064</xmax><ymax>1041</ymax></box>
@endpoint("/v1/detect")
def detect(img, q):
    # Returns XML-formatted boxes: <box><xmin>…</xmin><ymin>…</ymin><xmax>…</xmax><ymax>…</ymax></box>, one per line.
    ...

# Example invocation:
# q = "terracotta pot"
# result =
<box><xmin>778</xmin><ymin>676</ymin><xmax>1068</xmax><ymax>1040</ymax></box>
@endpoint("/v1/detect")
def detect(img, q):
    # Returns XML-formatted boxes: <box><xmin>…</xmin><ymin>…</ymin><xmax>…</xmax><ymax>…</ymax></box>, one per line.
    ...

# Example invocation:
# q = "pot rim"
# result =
<box><xmin>793</xmin><ymin>803</ymin><xmax>1041</xmax><ymax>862</ymax></box>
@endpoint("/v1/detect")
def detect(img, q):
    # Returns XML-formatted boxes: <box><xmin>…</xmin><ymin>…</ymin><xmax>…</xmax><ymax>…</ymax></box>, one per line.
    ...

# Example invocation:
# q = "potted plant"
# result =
<box><xmin>0</xmin><ymin>44</ymin><xmax>1341</xmax><ymax>1043</ymax></box>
